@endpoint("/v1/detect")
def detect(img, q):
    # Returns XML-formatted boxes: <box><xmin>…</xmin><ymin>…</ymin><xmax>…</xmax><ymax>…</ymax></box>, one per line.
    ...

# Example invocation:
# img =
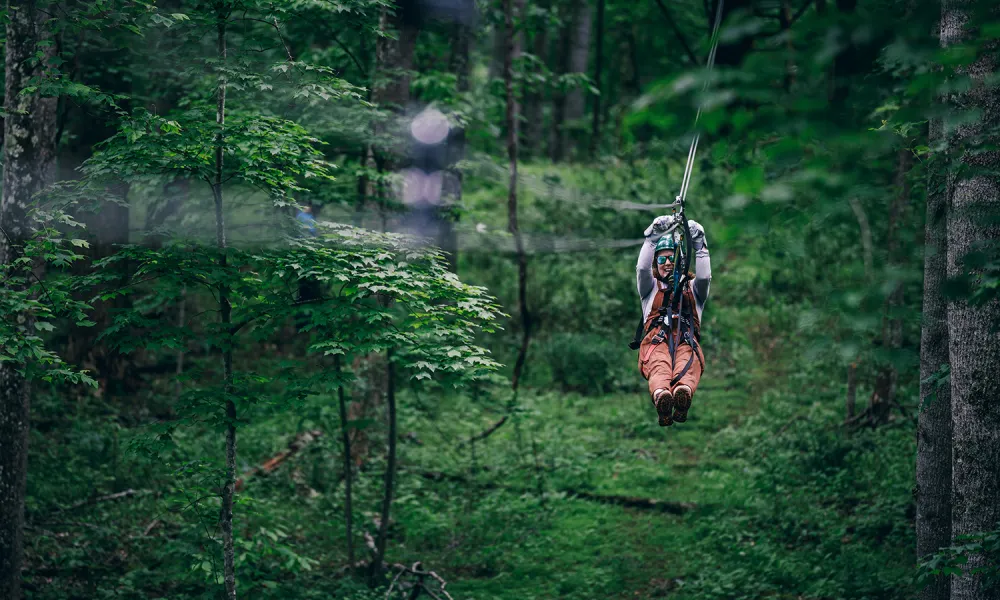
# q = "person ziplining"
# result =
<box><xmin>633</xmin><ymin>216</ymin><xmax>711</xmax><ymax>426</ymax></box>
<box><xmin>629</xmin><ymin>0</ymin><xmax>722</xmax><ymax>426</ymax></box>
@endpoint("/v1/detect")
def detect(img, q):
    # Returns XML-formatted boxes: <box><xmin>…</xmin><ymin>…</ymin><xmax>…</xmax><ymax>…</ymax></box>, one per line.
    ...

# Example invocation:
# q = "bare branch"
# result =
<box><xmin>459</xmin><ymin>416</ymin><xmax>508</xmax><ymax>446</ymax></box>
<box><xmin>331</xmin><ymin>31</ymin><xmax>366</xmax><ymax>75</ymax></box>
<box><xmin>653</xmin><ymin>0</ymin><xmax>700</xmax><ymax>65</ymax></box>
<box><xmin>63</xmin><ymin>489</ymin><xmax>150</xmax><ymax>512</ymax></box>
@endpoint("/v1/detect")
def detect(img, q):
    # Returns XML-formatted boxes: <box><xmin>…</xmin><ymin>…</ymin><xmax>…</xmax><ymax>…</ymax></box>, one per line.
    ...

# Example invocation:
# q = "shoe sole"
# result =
<box><xmin>673</xmin><ymin>387</ymin><xmax>692</xmax><ymax>423</ymax></box>
<box><xmin>656</xmin><ymin>395</ymin><xmax>674</xmax><ymax>427</ymax></box>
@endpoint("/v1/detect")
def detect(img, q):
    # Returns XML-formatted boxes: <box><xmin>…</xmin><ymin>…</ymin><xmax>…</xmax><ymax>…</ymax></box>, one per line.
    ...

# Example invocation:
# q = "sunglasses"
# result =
<box><xmin>656</xmin><ymin>255</ymin><xmax>675</xmax><ymax>265</ymax></box>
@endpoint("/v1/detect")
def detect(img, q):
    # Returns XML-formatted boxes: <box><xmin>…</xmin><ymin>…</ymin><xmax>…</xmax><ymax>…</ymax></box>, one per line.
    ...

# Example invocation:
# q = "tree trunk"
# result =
<box><xmin>942</xmin><ymin>3</ymin><xmax>1000</xmax><ymax>598</ymax></box>
<box><xmin>916</xmin><ymin>117</ymin><xmax>952</xmax><ymax>600</ymax></box>
<box><xmin>550</xmin><ymin>0</ymin><xmax>591</xmax><ymax>162</ymax></box>
<box><xmin>522</xmin><ymin>0</ymin><xmax>550</xmax><ymax>157</ymax></box>
<box><xmin>625</xmin><ymin>24</ymin><xmax>641</xmax><ymax>95</ymax></box>
<box><xmin>335</xmin><ymin>356</ymin><xmax>354</xmax><ymax>566</ymax></box>
<box><xmin>871</xmin><ymin>148</ymin><xmax>913</xmax><ymax>426</ymax></box>
<box><xmin>713</xmin><ymin>0</ymin><xmax>755</xmax><ymax>67</ymax></box>
<box><xmin>211</xmin><ymin>8</ymin><xmax>237</xmax><ymax>600</ymax></box>
<box><xmin>440</xmin><ymin>21</ymin><xmax>473</xmax><ymax>272</ymax></box>
<box><xmin>1</xmin><ymin>3</ymin><xmax>57</xmax><ymax>598</ymax></box>
<box><xmin>589</xmin><ymin>0</ymin><xmax>605</xmax><ymax>157</ymax></box>
<box><xmin>846</xmin><ymin>362</ymin><xmax>857</xmax><ymax>420</ymax></box>
<box><xmin>505</xmin><ymin>0</ymin><xmax>530</xmax><ymax>391</ymax></box>
<box><xmin>779</xmin><ymin>0</ymin><xmax>796</xmax><ymax>90</ymax></box>
<box><xmin>371</xmin><ymin>350</ymin><xmax>396</xmax><ymax>583</ymax></box>
<box><xmin>563</xmin><ymin>0</ymin><xmax>591</xmax><ymax>124</ymax></box>
<box><xmin>359</xmin><ymin>0</ymin><xmax>419</xmax><ymax>228</ymax></box>
<box><xmin>375</xmin><ymin>1</ymin><xmax>419</xmax><ymax>114</ymax></box>
<box><xmin>352</xmin><ymin>0</ymin><xmax>419</xmax><ymax>465</ymax></box>
<box><xmin>548</xmin><ymin>3</ymin><xmax>571</xmax><ymax>161</ymax></box>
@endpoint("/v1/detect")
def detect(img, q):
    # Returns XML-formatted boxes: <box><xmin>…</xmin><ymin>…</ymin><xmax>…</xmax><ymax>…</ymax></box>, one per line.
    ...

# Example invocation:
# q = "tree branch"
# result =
<box><xmin>231</xmin><ymin>16</ymin><xmax>294</xmax><ymax>61</ymax></box>
<box><xmin>62</xmin><ymin>488</ymin><xmax>150</xmax><ymax>512</ymax></box>
<box><xmin>459</xmin><ymin>416</ymin><xmax>508</xmax><ymax>446</ymax></box>
<box><xmin>330</xmin><ymin>31</ymin><xmax>365</xmax><ymax>75</ymax></box>
<box><xmin>654</xmin><ymin>0</ymin><xmax>700</xmax><ymax>65</ymax></box>
<box><xmin>758</xmin><ymin>0</ymin><xmax>815</xmax><ymax>37</ymax></box>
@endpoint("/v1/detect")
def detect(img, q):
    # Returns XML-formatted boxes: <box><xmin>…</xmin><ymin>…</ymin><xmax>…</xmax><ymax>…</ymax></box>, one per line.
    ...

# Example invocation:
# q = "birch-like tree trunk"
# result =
<box><xmin>916</xmin><ymin>117</ymin><xmax>952</xmax><ymax>600</ymax></box>
<box><xmin>211</xmin><ymin>6</ymin><xmax>237</xmax><ymax>599</ymax></box>
<box><xmin>0</xmin><ymin>3</ymin><xmax>57</xmax><ymax>599</ymax></box>
<box><xmin>942</xmin><ymin>3</ymin><xmax>1000</xmax><ymax>599</ymax></box>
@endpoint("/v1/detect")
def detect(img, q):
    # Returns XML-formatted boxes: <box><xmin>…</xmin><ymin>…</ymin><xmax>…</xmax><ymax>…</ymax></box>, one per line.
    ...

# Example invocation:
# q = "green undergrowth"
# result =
<box><xmin>25</xmin><ymin>334</ymin><xmax>916</xmax><ymax>599</ymax></box>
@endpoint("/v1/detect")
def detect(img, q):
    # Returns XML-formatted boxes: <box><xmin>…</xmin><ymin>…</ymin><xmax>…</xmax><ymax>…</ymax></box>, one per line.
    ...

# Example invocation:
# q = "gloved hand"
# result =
<box><xmin>687</xmin><ymin>219</ymin><xmax>707</xmax><ymax>250</ymax></box>
<box><xmin>644</xmin><ymin>214</ymin><xmax>676</xmax><ymax>237</ymax></box>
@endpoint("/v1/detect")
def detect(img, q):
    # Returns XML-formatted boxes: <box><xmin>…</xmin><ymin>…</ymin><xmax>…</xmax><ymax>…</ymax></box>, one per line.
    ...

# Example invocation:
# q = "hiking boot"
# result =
<box><xmin>653</xmin><ymin>388</ymin><xmax>674</xmax><ymax>427</ymax></box>
<box><xmin>672</xmin><ymin>385</ymin><xmax>693</xmax><ymax>423</ymax></box>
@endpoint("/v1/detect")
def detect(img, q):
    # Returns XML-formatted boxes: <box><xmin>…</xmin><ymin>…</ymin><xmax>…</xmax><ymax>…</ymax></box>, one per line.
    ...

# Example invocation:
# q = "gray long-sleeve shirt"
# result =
<box><xmin>636</xmin><ymin>222</ymin><xmax>712</xmax><ymax>324</ymax></box>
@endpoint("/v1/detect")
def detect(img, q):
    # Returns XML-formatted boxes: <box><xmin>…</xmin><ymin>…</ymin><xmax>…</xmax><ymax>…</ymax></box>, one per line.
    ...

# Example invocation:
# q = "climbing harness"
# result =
<box><xmin>637</xmin><ymin>280</ymin><xmax>704</xmax><ymax>386</ymax></box>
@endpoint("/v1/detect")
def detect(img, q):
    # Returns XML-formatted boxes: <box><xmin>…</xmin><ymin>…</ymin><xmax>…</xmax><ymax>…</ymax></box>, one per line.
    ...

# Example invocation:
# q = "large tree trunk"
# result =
<box><xmin>942</xmin><ymin>3</ymin><xmax>1000</xmax><ymax>599</ymax></box>
<box><xmin>916</xmin><ymin>118</ymin><xmax>952</xmax><ymax>600</ymax></box>
<box><xmin>0</xmin><ymin>3</ymin><xmax>57</xmax><ymax>599</ymax></box>
<box><xmin>375</xmin><ymin>1</ymin><xmax>419</xmax><ymax>115</ymax></box>
<box><xmin>358</xmin><ymin>0</ymin><xmax>419</xmax><ymax>228</ymax></box>
<box><xmin>351</xmin><ymin>1</ymin><xmax>420</xmax><ymax>468</ymax></box>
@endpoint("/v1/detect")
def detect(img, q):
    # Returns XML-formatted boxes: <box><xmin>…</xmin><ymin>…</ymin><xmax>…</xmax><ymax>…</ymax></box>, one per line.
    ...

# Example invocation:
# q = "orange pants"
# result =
<box><xmin>638</xmin><ymin>336</ymin><xmax>704</xmax><ymax>398</ymax></box>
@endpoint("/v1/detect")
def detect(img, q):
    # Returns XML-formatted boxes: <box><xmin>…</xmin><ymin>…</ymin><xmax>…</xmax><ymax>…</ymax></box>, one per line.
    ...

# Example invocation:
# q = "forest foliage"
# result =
<box><xmin>2</xmin><ymin>0</ymin><xmax>1000</xmax><ymax>598</ymax></box>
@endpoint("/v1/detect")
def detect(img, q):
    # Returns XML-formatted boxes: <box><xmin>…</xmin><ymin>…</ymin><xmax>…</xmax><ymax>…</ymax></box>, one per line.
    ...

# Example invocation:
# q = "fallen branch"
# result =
<box><xmin>387</xmin><ymin>562</ymin><xmax>455</xmax><ymax>600</ymax></box>
<box><xmin>143</xmin><ymin>519</ymin><xmax>161</xmax><ymax>536</ymax></box>
<box><xmin>778</xmin><ymin>414</ymin><xmax>808</xmax><ymax>435</ymax></box>
<box><xmin>416</xmin><ymin>470</ymin><xmax>695</xmax><ymax>514</ymax></box>
<box><xmin>235</xmin><ymin>429</ymin><xmax>323</xmax><ymax>492</ymax></box>
<box><xmin>460</xmin><ymin>416</ymin><xmax>508</xmax><ymax>447</ymax></box>
<box><xmin>64</xmin><ymin>488</ymin><xmax>150</xmax><ymax>512</ymax></box>
<box><xmin>566</xmin><ymin>490</ymin><xmax>695</xmax><ymax>515</ymax></box>
<box><xmin>842</xmin><ymin>405</ymin><xmax>873</xmax><ymax>427</ymax></box>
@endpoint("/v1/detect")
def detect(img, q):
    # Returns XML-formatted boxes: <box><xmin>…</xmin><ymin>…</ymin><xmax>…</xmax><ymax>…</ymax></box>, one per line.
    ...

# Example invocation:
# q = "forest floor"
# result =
<box><xmin>407</xmin><ymin>380</ymin><xmax>757</xmax><ymax>600</ymax></box>
<box><xmin>393</xmin><ymin>351</ymin><xmax>917</xmax><ymax>600</ymax></box>
<box><xmin>25</xmin><ymin>331</ymin><xmax>918</xmax><ymax>600</ymax></box>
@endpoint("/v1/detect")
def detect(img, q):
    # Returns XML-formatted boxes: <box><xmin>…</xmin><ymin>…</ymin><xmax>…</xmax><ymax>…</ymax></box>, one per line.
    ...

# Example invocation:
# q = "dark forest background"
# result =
<box><xmin>1</xmin><ymin>0</ymin><xmax>999</xmax><ymax>599</ymax></box>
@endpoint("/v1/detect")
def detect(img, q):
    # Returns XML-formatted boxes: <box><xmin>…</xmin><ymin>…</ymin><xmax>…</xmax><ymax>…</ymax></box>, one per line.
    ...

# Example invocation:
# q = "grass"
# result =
<box><xmin>25</xmin><ymin>321</ymin><xmax>917</xmax><ymax>600</ymax></box>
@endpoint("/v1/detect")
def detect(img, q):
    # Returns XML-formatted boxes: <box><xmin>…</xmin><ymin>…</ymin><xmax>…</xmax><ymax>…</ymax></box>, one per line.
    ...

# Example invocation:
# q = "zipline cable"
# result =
<box><xmin>677</xmin><ymin>0</ymin><xmax>726</xmax><ymax>208</ymax></box>
<box><xmin>669</xmin><ymin>0</ymin><xmax>726</xmax><ymax>332</ymax></box>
